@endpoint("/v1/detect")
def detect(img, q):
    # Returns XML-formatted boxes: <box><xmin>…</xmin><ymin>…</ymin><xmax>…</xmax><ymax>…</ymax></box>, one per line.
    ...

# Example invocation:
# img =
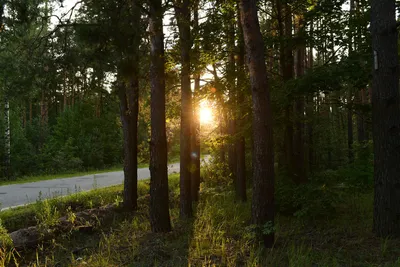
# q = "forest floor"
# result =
<box><xmin>1</xmin><ymin>173</ymin><xmax>400</xmax><ymax>266</ymax></box>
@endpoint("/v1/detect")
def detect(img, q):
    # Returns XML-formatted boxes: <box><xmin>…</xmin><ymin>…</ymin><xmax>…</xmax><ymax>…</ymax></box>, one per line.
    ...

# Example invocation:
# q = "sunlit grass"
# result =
<box><xmin>3</xmin><ymin>170</ymin><xmax>400</xmax><ymax>267</ymax></box>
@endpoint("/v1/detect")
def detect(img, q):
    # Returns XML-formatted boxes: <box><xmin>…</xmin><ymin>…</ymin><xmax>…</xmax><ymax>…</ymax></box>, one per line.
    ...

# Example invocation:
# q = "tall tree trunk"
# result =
<box><xmin>371</xmin><ymin>0</ymin><xmax>400</xmax><ymax>237</ymax></box>
<box><xmin>362</xmin><ymin>88</ymin><xmax>370</xmax><ymax>141</ymax></box>
<box><xmin>239</xmin><ymin>0</ymin><xmax>275</xmax><ymax>248</ymax></box>
<box><xmin>227</xmin><ymin>7</ymin><xmax>236</xmax><ymax>184</ymax></box>
<box><xmin>235</xmin><ymin>5</ymin><xmax>247</xmax><ymax>202</ymax></box>
<box><xmin>356</xmin><ymin>89</ymin><xmax>366</xmax><ymax>143</ymax></box>
<box><xmin>63</xmin><ymin>72</ymin><xmax>67</xmax><ymax>112</ymax></box>
<box><xmin>191</xmin><ymin>76</ymin><xmax>201</xmax><ymax>202</ymax></box>
<box><xmin>347</xmin><ymin>0</ymin><xmax>355</xmax><ymax>163</ymax></box>
<box><xmin>4</xmin><ymin>97</ymin><xmax>10</xmax><ymax>179</ymax></box>
<box><xmin>191</xmin><ymin>0</ymin><xmax>201</xmax><ymax>202</ymax></box>
<box><xmin>293</xmin><ymin>15</ymin><xmax>306</xmax><ymax>184</ymax></box>
<box><xmin>347</xmin><ymin>98</ymin><xmax>354</xmax><ymax>163</ymax></box>
<box><xmin>118</xmin><ymin>75</ymin><xmax>139</xmax><ymax>210</ymax></box>
<box><xmin>175</xmin><ymin>0</ymin><xmax>193</xmax><ymax>218</ymax></box>
<box><xmin>212</xmin><ymin>64</ymin><xmax>226</xmax><ymax>164</ymax></box>
<box><xmin>149</xmin><ymin>0</ymin><xmax>172</xmax><ymax>232</ymax></box>
<box><xmin>307</xmin><ymin>20</ymin><xmax>315</xmax><ymax>173</ymax></box>
<box><xmin>277</xmin><ymin>1</ymin><xmax>294</xmax><ymax>177</ymax></box>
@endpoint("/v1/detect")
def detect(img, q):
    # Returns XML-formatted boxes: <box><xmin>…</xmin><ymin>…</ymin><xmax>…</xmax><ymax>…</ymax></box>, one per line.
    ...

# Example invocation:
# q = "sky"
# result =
<box><xmin>51</xmin><ymin>0</ymin><xmax>81</xmax><ymax>26</ymax></box>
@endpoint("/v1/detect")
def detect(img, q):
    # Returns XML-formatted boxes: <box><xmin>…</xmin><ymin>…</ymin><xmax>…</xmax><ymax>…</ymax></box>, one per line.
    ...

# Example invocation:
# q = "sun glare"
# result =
<box><xmin>199</xmin><ymin>103</ymin><xmax>213</xmax><ymax>124</ymax></box>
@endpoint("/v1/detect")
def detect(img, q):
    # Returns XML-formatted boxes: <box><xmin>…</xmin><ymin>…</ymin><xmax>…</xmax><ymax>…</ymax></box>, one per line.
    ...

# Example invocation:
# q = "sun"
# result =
<box><xmin>199</xmin><ymin>103</ymin><xmax>214</xmax><ymax>124</ymax></box>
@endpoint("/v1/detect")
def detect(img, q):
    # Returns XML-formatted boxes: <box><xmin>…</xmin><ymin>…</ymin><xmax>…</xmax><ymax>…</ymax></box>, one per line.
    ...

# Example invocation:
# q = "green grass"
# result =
<box><xmin>4</xmin><ymin>167</ymin><xmax>399</xmax><ymax>267</ymax></box>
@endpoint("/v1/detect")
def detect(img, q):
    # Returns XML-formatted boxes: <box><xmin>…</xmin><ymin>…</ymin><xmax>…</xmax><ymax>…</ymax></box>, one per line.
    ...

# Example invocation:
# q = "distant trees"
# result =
<box><xmin>370</xmin><ymin>0</ymin><xmax>400</xmax><ymax>237</ymax></box>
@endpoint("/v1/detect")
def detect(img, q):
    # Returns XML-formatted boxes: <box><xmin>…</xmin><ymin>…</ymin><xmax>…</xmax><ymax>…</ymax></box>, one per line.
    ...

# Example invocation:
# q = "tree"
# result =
<box><xmin>239</xmin><ymin>0</ymin><xmax>275</xmax><ymax>247</ymax></box>
<box><xmin>371</xmin><ymin>0</ymin><xmax>400</xmax><ymax>237</ymax></box>
<box><xmin>191</xmin><ymin>0</ymin><xmax>201</xmax><ymax>202</ymax></box>
<box><xmin>118</xmin><ymin>76</ymin><xmax>139</xmax><ymax>210</ymax></box>
<box><xmin>235</xmin><ymin>4</ymin><xmax>247</xmax><ymax>202</ymax></box>
<box><xmin>174</xmin><ymin>0</ymin><xmax>193</xmax><ymax>218</ymax></box>
<box><xmin>149</xmin><ymin>0</ymin><xmax>172</xmax><ymax>232</ymax></box>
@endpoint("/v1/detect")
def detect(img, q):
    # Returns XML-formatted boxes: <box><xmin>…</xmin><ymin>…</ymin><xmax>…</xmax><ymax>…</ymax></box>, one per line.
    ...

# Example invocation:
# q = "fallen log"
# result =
<box><xmin>9</xmin><ymin>203</ymin><xmax>118</xmax><ymax>249</ymax></box>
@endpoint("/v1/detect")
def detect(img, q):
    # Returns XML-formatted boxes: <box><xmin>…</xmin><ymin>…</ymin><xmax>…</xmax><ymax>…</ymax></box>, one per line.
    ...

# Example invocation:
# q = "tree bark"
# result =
<box><xmin>4</xmin><ymin>97</ymin><xmax>10</xmax><ymax>179</ymax></box>
<box><xmin>347</xmin><ymin>98</ymin><xmax>354</xmax><ymax>163</ymax></box>
<box><xmin>239</xmin><ymin>0</ymin><xmax>275</xmax><ymax>248</ymax></box>
<box><xmin>175</xmin><ymin>0</ymin><xmax>193</xmax><ymax>218</ymax></box>
<box><xmin>307</xmin><ymin>20</ymin><xmax>315</xmax><ymax>173</ymax></box>
<box><xmin>277</xmin><ymin>1</ymin><xmax>294</xmax><ymax>178</ymax></box>
<box><xmin>149</xmin><ymin>0</ymin><xmax>172</xmax><ymax>232</ymax></box>
<box><xmin>371</xmin><ymin>0</ymin><xmax>400</xmax><ymax>237</ymax></box>
<box><xmin>191</xmin><ymin>76</ymin><xmax>201</xmax><ymax>202</ymax></box>
<box><xmin>227</xmin><ymin>7</ymin><xmax>237</xmax><ymax>185</ymax></box>
<box><xmin>191</xmin><ymin>0</ymin><xmax>201</xmax><ymax>202</ymax></box>
<box><xmin>293</xmin><ymin>15</ymin><xmax>306</xmax><ymax>184</ymax></box>
<box><xmin>235</xmin><ymin>5</ymin><xmax>247</xmax><ymax>202</ymax></box>
<box><xmin>118</xmin><ymin>76</ymin><xmax>139</xmax><ymax>211</ymax></box>
<box><xmin>356</xmin><ymin>90</ymin><xmax>366</xmax><ymax>143</ymax></box>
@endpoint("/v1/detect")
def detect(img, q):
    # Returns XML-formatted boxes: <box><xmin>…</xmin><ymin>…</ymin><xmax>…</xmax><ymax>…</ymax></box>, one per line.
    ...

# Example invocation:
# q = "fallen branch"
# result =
<box><xmin>9</xmin><ymin>204</ymin><xmax>118</xmax><ymax>249</ymax></box>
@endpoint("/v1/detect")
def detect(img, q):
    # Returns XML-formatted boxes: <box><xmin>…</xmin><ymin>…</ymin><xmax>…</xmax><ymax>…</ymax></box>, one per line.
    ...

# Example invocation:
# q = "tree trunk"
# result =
<box><xmin>191</xmin><ymin>75</ymin><xmax>201</xmax><ymax>202</ymax></box>
<box><xmin>239</xmin><ymin>0</ymin><xmax>275</xmax><ymax>248</ymax></box>
<box><xmin>118</xmin><ymin>76</ymin><xmax>139</xmax><ymax>210</ymax></box>
<box><xmin>175</xmin><ymin>0</ymin><xmax>193</xmax><ymax>218</ymax></box>
<box><xmin>227</xmin><ymin>8</ymin><xmax>236</xmax><ymax>184</ymax></box>
<box><xmin>212</xmin><ymin>64</ymin><xmax>226</xmax><ymax>164</ymax></box>
<box><xmin>347</xmin><ymin>98</ymin><xmax>354</xmax><ymax>163</ymax></box>
<box><xmin>191</xmin><ymin>0</ymin><xmax>201</xmax><ymax>202</ymax></box>
<box><xmin>293</xmin><ymin>15</ymin><xmax>306</xmax><ymax>184</ymax></box>
<box><xmin>371</xmin><ymin>0</ymin><xmax>400</xmax><ymax>237</ymax></box>
<box><xmin>235</xmin><ymin>5</ymin><xmax>247</xmax><ymax>202</ymax></box>
<box><xmin>356</xmin><ymin>90</ymin><xmax>366</xmax><ymax>143</ymax></box>
<box><xmin>277</xmin><ymin>1</ymin><xmax>294</xmax><ymax>178</ymax></box>
<box><xmin>63</xmin><ymin>72</ymin><xmax>67</xmax><ymax>112</ymax></box>
<box><xmin>307</xmin><ymin>21</ymin><xmax>315</xmax><ymax>173</ymax></box>
<box><xmin>4</xmin><ymin>97</ymin><xmax>10</xmax><ymax>179</ymax></box>
<box><xmin>149</xmin><ymin>0</ymin><xmax>172</xmax><ymax>232</ymax></box>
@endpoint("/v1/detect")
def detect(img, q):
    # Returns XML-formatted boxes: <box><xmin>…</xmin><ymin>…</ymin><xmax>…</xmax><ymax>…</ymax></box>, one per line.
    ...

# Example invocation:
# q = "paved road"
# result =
<box><xmin>0</xmin><ymin>162</ymin><xmax>181</xmax><ymax>210</ymax></box>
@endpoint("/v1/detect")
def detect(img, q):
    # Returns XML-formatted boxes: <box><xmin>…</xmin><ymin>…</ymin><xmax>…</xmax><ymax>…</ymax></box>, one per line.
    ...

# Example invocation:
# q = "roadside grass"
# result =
<box><xmin>3</xmin><ymin>171</ymin><xmax>400</xmax><ymax>266</ymax></box>
<box><xmin>0</xmin><ymin>165</ymin><xmax>124</xmax><ymax>187</ymax></box>
<box><xmin>0</xmin><ymin>175</ymin><xmax>154</xmax><ymax>232</ymax></box>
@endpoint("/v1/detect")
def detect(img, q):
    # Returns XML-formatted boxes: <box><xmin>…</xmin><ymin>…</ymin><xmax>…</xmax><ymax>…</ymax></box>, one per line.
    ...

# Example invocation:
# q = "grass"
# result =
<box><xmin>2</xmin><ymin>166</ymin><xmax>400</xmax><ymax>266</ymax></box>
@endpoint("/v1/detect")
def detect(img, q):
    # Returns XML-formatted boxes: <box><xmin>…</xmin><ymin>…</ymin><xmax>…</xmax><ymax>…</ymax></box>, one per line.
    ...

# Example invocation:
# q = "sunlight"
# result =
<box><xmin>199</xmin><ymin>102</ymin><xmax>214</xmax><ymax>125</ymax></box>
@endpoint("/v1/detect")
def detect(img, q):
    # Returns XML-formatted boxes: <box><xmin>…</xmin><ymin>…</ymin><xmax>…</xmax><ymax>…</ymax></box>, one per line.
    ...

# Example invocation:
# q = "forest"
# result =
<box><xmin>0</xmin><ymin>0</ymin><xmax>399</xmax><ymax>266</ymax></box>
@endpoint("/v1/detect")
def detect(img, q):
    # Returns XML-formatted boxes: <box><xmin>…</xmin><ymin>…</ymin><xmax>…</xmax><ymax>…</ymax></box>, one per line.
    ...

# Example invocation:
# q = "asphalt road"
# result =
<box><xmin>0</xmin><ymin>162</ymin><xmax>181</xmax><ymax>210</ymax></box>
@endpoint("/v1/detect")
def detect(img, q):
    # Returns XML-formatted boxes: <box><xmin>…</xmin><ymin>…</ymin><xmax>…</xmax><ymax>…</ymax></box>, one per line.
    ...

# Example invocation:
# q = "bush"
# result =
<box><xmin>276</xmin><ymin>176</ymin><xmax>343</xmax><ymax>220</ymax></box>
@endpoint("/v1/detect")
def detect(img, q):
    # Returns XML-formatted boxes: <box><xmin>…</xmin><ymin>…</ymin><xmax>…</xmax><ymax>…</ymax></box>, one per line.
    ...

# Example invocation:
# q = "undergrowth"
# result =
<box><xmin>1</xmin><ymin>162</ymin><xmax>400</xmax><ymax>266</ymax></box>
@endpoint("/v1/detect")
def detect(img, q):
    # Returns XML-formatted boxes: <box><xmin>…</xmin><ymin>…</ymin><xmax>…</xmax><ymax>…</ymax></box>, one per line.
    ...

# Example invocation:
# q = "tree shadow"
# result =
<box><xmin>130</xmin><ymin>202</ymin><xmax>196</xmax><ymax>267</ymax></box>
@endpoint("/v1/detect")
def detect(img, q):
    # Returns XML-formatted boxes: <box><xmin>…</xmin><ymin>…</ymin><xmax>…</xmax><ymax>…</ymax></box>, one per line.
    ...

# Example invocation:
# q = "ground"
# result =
<box><xmin>1</xmin><ymin>171</ymin><xmax>400</xmax><ymax>267</ymax></box>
